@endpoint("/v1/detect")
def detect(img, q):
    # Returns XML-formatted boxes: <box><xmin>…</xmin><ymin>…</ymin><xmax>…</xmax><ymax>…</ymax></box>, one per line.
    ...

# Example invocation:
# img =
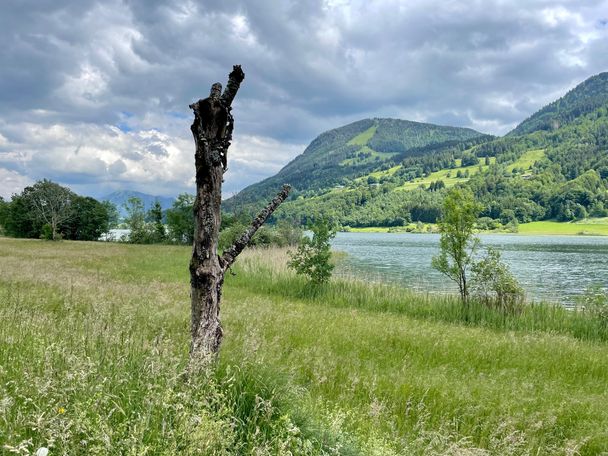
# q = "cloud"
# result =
<box><xmin>0</xmin><ymin>168</ymin><xmax>32</xmax><ymax>200</ymax></box>
<box><xmin>0</xmin><ymin>119</ymin><xmax>302</xmax><ymax>199</ymax></box>
<box><xmin>224</xmin><ymin>134</ymin><xmax>305</xmax><ymax>196</ymax></box>
<box><xmin>0</xmin><ymin>0</ymin><xmax>607</xmax><ymax>198</ymax></box>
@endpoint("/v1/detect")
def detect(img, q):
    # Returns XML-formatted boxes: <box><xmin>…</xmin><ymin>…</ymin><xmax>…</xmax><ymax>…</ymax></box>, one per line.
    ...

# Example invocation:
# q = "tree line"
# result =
<box><xmin>0</xmin><ymin>179</ymin><xmax>303</xmax><ymax>248</ymax></box>
<box><xmin>0</xmin><ymin>180</ymin><xmax>115</xmax><ymax>240</ymax></box>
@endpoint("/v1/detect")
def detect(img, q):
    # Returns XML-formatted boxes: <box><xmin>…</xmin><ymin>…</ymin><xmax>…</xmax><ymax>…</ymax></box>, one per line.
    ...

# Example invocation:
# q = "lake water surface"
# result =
<box><xmin>331</xmin><ymin>232</ymin><xmax>608</xmax><ymax>305</ymax></box>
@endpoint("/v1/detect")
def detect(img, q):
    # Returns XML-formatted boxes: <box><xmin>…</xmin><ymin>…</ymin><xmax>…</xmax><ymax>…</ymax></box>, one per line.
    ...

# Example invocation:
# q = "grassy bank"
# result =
<box><xmin>344</xmin><ymin>217</ymin><xmax>608</xmax><ymax>235</ymax></box>
<box><xmin>517</xmin><ymin>219</ymin><xmax>608</xmax><ymax>236</ymax></box>
<box><xmin>1</xmin><ymin>238</ymin><xmax>608</xmax><ymax>455</ymax></box>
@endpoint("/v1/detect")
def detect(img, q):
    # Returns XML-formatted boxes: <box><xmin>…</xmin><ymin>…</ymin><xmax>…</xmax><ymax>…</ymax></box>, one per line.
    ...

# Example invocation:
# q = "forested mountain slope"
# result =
<box><xmin>226</xmin><ymin>72</ymin><xmax>608</xmax><ymax>228</ymax></box>
<box><xmin>509</xmin><ymin>72</ymin><xmax>608</xmax><ymax>136</ymax></box>
<box><xmin>223</xmin><ymin>118</ymin><xmax>489</xmax><ymax>209</ymax></box>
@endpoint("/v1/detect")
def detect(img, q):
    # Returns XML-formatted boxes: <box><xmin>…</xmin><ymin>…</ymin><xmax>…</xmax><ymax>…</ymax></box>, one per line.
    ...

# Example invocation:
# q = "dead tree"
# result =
<box><xmin>188</xmin><ymin>65</ymin><xmax>291</xmax><ymax>364</ymax></box>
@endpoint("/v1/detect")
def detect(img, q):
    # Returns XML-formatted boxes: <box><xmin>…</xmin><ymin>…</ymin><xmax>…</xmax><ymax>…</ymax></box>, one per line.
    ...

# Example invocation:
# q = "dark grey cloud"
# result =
<box><xmin>1</xmin><ymin>0</ymin><xmax>607</xmax><ymax>198</ymax></box>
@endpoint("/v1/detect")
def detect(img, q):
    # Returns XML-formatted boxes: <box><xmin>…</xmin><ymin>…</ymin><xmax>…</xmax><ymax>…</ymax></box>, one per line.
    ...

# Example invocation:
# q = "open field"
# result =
<box><xmin>395</xmin><ymin>157</ymin><xmax>497</xmax><ymax>191</ymax></box>
<box><xmin>518</xmin><ymin>219</ymin><xmax>608</xmax><ymax>236</ymax></box>
<box><xmin>506</xmin><ymin>149</ymin><xmax>545</xmax><ymax>172</ymax></box>
<box><xmin>345</xmin><ymin>218</ymin><xmax>608</xmax><ymax>236</ymax></box>
<box><xmin>1</xmin><ymin>238</ymin><xmax>608</xmax><ymax>455</ymax></box>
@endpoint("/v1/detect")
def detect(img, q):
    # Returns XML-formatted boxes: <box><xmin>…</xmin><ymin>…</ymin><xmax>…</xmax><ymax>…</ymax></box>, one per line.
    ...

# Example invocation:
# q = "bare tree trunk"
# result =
<box><xmin>188</xmin><ymin>66</ymin><xmax>291</xmax><ymax>365</ymax></box>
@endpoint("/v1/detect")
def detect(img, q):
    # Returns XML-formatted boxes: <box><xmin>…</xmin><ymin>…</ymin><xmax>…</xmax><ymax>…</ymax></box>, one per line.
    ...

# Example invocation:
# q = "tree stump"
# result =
<box><xmin>188</xmin><ymin>65</ymin><xmax>291</xmax><ymax>365</ymax></box>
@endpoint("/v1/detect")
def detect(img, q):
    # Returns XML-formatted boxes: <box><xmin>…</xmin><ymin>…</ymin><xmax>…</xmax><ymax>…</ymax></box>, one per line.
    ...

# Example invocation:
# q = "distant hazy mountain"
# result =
<box><xmin>102</xmin><ymin>190</ymin><xmax>175</xmax><ymax>218</ymax></box>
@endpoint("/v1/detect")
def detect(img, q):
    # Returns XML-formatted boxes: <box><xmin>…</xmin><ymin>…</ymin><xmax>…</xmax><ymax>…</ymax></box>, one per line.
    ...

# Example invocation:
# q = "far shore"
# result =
<box><xmin>342</xmin><ymin>218</ymin><xmax>608</xmax><ymax>236</ymax></box>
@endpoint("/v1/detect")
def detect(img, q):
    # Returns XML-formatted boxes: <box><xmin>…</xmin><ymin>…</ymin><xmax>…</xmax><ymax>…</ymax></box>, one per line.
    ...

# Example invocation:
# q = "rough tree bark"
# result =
<box><xmin>188</xmin><ymin>65</ymin><xmax>291</xmax><ymax>365</ymax></box>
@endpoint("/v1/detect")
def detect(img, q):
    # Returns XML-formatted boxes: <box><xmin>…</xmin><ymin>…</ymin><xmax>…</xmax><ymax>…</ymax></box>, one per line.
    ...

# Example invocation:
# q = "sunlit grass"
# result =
<box><xmin>1</xmin><ymin>238</ymin><xmax>608</xmax><ymax>455</ymax></box>
<box><xmin>506</xmin><ymin>148</ymin><xmax>545</xmax><ymax>172</ymax></box>
<box><xmin>518</xmin><ymin>219</ymin><xmax>608</xmax><ymax>236</ymax></box>
<box><xmin>395</xmin><ymin>157</ymin><xmax>496</xmax><ymax>191</ymax></box>
<box><xmin>346</xmin><ymin>124</ymin><xmax>378</xmax><ymax>146</ymax></box>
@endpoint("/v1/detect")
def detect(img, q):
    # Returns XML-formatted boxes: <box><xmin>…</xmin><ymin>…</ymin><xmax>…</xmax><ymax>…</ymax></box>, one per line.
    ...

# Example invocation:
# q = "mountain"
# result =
<box><xmin>102</xmin><ymin>190</ymin><xmax>175</xmax><ymax>218</ymax></box>
<box><xmin>226</xmin><ymin>72</ymin><xmax>608</xmax><ymax>229</ymax></box>
<box><xmin>224</xmin><ymin>118</ymin><xmax>490</xmax><ymax>210</ymax></box>
<box><xmin>509</xmin><ymin>72</ymin><xmax>608</xmax><ymax>136</ymax></box>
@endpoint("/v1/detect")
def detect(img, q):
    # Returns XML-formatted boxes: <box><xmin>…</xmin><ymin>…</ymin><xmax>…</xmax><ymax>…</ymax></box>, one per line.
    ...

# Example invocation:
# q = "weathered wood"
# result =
<box><xmin>220</xmin><ymin>184</ymin><xmax>291</xmax><ymax>272</ymax></box>
<box><xmin>188</xmin><ymin>66</ymin><xmax>290</xmax><ymax>365</ymax></box>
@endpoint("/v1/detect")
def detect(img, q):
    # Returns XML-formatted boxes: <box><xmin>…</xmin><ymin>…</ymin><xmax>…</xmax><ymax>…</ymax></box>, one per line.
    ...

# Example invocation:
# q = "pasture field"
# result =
<box><xmin>1</xmin><ymin>238</ymin><xmax>608</xmax><ymax>455</ymax></box>
<box><xmin>518</xmin><ymin>219</ymin><xmax>608</xmax><ymax>236</ymax></box>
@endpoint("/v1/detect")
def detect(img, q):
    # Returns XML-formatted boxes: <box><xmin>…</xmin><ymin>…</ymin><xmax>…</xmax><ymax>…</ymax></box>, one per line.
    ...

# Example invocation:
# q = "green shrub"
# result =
<box><xmin>472</xmin><ymin>248</ymin><xmax>524</xmax><ymax>314</ymax></box>
<box><xmin>288</xmin><ymin>218</ymin><xmax>336</xmax><ymax>284</ymax></box>
<box><xmin>578</xmin><ymin>285</ymin><xmax>608</xmax><ymax>325</ymax></box>
<box><xmin>40</xmin><ymin>223</ymin><xmax>54</xmax><ymax>240</ymax></box>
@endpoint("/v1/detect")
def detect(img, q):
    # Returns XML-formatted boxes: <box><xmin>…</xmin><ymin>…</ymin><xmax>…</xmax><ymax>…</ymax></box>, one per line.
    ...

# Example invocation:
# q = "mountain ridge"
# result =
<box><xmin>102</xmin><ymin>190</ymin><xmax>175</xmax><ymax>218</ymax></box>
<box><xmin>225</xmin><ymin>71</ymin><xmax>608</xmax><ymax>228</ymax></box>
<box><xmin>224</xmin><ymin>117</ymin><xmax>489</xmax><ymax>211</ymax></box>
<box><xmin>508</xmin><ymin>72</ymin><xmax>608</xmax><ymax>136</ymax></box>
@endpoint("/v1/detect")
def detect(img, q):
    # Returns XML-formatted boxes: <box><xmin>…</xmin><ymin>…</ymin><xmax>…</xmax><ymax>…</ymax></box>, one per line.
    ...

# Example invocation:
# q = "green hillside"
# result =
<box><xmin>223</xmin><ymin>118</ymin><xmax>489</xmax><ymax>210</ymax></box>
<box><xmin>227</xmin><ymin>73</ymin><xmax>608</xmax><ymax>230</ymax></box>
<box><xmin>509</xmin><ymin>72</ymin><xmax>608</xmax><ymax>136</ymax></box>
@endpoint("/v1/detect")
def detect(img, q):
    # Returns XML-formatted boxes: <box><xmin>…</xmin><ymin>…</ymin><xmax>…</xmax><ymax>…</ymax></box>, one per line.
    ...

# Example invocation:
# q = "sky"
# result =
<box><xmin>1</xmin><ymin>0</ymin><xmax>607</xmax><ymax>200</ymax></box>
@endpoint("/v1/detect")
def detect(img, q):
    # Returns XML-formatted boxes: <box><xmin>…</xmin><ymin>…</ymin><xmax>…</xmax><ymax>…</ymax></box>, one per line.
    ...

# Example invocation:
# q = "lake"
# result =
<box><xmin>331</xmin><ymin>232</ymin><xmax>608</xmax><ymax>305</ymax></box>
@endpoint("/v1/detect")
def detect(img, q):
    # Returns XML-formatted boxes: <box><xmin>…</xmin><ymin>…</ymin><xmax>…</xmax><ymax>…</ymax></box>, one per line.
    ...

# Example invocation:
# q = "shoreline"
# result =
<box><xmin>342</xmin><ymin>219</ymin><xmax>608</xmax><ymax>236</ymax></box>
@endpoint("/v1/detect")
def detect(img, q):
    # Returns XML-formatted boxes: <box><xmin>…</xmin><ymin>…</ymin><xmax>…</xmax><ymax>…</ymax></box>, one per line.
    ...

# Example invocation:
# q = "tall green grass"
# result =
<box><xmin>230</xmin><ymin>248</ymin><xmax>608</xmax><ymax>343</ymax></box>
<box><xmin>1</xmin><ymin>238</ymin><xmax>608</xmax><ymax>455</ymax></box>
<box><xmin>0</xmin><ymin>242</ymin><xmax>350</xmax><ymax>455</ymax></box>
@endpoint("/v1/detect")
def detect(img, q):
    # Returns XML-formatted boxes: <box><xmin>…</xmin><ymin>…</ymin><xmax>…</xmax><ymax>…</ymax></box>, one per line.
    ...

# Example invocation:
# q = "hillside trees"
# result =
<box><xmin>224</xmin><ymin>73</ymin><xmax>608</xmax><ymax>229</ymax></box>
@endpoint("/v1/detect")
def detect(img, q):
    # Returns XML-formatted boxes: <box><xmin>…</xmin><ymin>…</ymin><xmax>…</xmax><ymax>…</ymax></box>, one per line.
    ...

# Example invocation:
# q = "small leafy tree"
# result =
<box><xmin>123</xmin><ymin>196</ymin><xmax>149</xmax><ymax>243</ymax></box>
<box><xmin>288</xmin><ymin>218</ymin><xmax>336</xmax><ymax>284</ymax></box>
<box><xmin>101</xmin><ymin>200</ymin><xmax>120</xmax><ymax>230</ymax></box>
<box><xmin>149</xmin><ymin>200</ymin><xmax>166</xmax><ymax>243</ymax></box>
<box><xmin>432</xmin><ymin>188</ymin><xmax>481</xmax><ymax>303</ymax></box>
<box><xmin>166</xmin><ymin>193</ymin><xmax>195</xmax><ymax>244</ymax></box>
<box><xmin>472</xmin><ymin>247</ymin><xmax>524</xmax><ymax>314</ymax></box>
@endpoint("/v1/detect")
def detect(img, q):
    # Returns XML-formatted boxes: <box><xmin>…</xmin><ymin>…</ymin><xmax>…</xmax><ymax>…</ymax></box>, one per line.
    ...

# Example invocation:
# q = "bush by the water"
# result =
<box><xmin>287</xmin><ymin>218</ymin><xmax>336</xmax><ymax>284</ymax></box>
<box><xmin>472</xmin><ymin>247</ymin><xmax>524</xmax><ymax>314</ymax></box>
<box><xmin>578</xmin><ymin>284</ymin><xmax>608</xmax><ymax>326</ymax></box>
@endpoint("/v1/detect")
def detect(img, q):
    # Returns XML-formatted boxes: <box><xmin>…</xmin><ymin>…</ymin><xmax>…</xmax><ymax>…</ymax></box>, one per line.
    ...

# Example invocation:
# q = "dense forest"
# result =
<box><xmin>225</xmin><ymin>72</ymin><xmax>608</xmax><ymax>228</ymax></box>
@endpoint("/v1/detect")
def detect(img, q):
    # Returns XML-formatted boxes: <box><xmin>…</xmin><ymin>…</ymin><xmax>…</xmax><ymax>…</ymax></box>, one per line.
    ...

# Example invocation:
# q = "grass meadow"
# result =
<box><xmin>517</xmin><ymin>219</ymin><xmax>608</xmax><ymax>236</ymax></box>
<box><xmin>1</xmin><ymin>238</ymin><xmax>608</xmax><ymax>455</ymax></box>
